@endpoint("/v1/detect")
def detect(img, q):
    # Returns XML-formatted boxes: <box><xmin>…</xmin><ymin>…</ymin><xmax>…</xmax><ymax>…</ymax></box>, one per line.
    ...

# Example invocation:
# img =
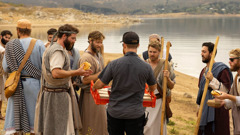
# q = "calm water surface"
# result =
<box><xmin>77</xmin><ymin>17</ymin><xmax>240</xmax><ymax>77</ymax></box>
<box><xmin>1</xmin><ymin>17</ymin><xmax>240</xmax><ymax>77</ymax></box>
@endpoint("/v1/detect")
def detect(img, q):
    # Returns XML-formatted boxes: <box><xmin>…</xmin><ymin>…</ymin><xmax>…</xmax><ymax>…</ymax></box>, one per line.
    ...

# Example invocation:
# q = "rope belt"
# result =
<box><xmin>43</xmin><ymin>87</ymin><xmax>69</xmax><ymax>93</ymax></box>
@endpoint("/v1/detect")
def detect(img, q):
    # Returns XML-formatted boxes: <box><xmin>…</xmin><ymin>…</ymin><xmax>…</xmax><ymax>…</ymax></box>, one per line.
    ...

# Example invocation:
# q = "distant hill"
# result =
<box><xmin>1</xmin><ymin>0</ymin><xmax>240</xmax><ymax>15</ymax></box>
<box><xmin>0</xmin><ymin>2</ymin><xmax>140</xmax><ymax>25</ymax></box>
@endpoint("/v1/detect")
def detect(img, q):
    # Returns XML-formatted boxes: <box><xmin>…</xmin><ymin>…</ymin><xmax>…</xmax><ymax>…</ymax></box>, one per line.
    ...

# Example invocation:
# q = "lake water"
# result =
<box><xmin>76</xmin><ymin>17</ymin><xmax>240</xmax><ymax>77</ymax></box>
<box><xmin>1</xmin><ymin>17</ymin><xmax>240</xmax><ymax>77</ymax></box>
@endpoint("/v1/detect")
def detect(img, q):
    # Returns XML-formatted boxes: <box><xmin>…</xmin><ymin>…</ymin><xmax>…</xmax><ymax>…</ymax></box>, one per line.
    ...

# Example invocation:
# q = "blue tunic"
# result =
<box><xmin>3</xmin><ymin>37</ymin><xmax>45</xmax><ymax>131</ymax></box>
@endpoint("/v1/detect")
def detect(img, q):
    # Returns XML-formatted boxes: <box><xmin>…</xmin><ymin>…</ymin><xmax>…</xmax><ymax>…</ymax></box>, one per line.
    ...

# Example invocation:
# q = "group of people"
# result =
<box><xmin>197</xmin><ymin>43</ymin><xmax>240</xmax><ymax>135</ymax></box>
<box><xmin>0</xmin><ymin>18</ymin><xmax>239</xmax><ymax>135</ymax></box>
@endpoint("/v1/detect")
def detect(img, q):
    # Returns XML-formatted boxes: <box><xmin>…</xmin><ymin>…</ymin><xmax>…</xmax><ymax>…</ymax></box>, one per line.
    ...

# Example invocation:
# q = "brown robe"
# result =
<box><xmin>198</xmin><ymin>68</ymin><xmax>231</xmax><ymax>135</ymax></box>
<box><xmin>78</xmin><ymin>52</ymin><xmax>108</xmax><ymax>135</ymax></box>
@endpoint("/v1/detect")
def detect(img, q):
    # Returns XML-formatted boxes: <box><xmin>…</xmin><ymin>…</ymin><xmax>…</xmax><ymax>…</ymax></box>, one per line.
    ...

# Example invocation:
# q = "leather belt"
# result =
<box><xmin>43</xmin><ymin>87</ymin><xmax>69</xmax><ymax>93</ymax></box>
<box><xmin>155</xmin><ymin>93</ymin><xmax>162</xmax><ymax>99</ymax></box>
<box><xmin>21</xmin><ymin>75</ymin><xmax>34</xmax><ymax>78</ymax></box>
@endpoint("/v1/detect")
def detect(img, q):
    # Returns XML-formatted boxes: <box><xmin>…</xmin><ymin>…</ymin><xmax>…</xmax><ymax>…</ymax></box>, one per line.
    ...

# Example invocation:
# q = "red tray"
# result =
<box><xmin>90</xmin><ymin>80</ymin><xmax>156</xmax><ymax>108</ymax></box>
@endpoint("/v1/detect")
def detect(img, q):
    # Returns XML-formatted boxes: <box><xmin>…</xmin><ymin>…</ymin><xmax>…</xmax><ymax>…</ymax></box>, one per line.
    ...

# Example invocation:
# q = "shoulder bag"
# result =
<box><xmin>4</xmin><ymin>38</ymin><xmax>37</xmax><ymax>98</ymax></box>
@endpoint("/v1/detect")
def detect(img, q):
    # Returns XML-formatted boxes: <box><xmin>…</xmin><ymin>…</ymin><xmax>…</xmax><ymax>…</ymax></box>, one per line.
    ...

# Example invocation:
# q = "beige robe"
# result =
<box><xmin>78</xmin><ymin>52</ymin><xmax>108</xmax><ymax>135</ymax></box>
<box><xmin>226</xmin><ymin>74</ymin><xmax>240</xmax><ymax>135</ymax></box>
<box><xmin>0</xmin><ymin>49</ymin><xmax>6</xmax><ymax>101</ymax></box>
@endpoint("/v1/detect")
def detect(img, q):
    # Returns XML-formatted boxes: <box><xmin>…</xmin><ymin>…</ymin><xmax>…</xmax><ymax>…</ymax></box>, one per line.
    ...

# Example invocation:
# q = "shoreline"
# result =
<box><xmin>135</xmin><ymin>12</ymin><xmax>240</xmax><ymax>18</ymax></box>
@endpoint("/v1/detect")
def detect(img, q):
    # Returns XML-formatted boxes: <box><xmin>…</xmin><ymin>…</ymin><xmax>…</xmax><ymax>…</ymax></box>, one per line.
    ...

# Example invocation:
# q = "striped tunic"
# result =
<box><xmin>3</xmin><ymin>37</ymin><xmax>45</xmax><ymax>134</ymax></box>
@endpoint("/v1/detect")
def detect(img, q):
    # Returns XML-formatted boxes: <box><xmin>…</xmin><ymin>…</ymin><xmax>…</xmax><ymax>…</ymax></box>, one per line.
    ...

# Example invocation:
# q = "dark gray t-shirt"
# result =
<box><xmin>99</xmin><ymin>52</ymin><xmax>156</xmax><ymax>119</ymax></box>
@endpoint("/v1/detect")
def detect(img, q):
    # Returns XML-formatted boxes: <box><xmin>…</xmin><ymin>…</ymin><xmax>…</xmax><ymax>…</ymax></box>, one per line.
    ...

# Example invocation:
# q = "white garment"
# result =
<box><xmin>144</xmin><ymin>90</ymin><xmax>167</xmax><ymax>135</ymax></box>
<box><xmin>49</xmin><ymin>50</ymin><xmax>65</xmax><ymax>71</ymax></box>
<box><xmin>224</xmin><ymin>76</ymin><xmax>240</xmax><ymax>109</ymax></box>
<box><xmin>0</xmin><ymin>45</ymin><xmax>5</xmax><ymax>53</ymax></box>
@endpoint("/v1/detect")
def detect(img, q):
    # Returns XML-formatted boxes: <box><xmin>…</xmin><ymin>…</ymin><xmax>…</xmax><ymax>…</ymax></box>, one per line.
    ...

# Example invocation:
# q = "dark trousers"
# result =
<box><xmin>107</xmin><ymin>112</ymin><xmax>145</xmax><ymax>135</ymax></box>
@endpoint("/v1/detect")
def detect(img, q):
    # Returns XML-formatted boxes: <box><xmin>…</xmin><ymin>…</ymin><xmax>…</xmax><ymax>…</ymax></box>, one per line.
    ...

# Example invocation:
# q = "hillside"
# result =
<box><xmin>0</xmin><ymin>2</ymin><xmax>140</xmax><ymax>25</ymax></box>
<box><xmin>1</xmin><ymin>0</ymin><xmax>240</xmax><ymax>15</ymax></box>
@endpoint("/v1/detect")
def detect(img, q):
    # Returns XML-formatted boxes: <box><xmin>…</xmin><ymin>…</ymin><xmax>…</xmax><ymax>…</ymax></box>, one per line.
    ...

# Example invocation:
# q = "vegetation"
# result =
<box><xmin>2</xmin><ymin>0</ymin><xmax>240</xmax><ymax>15</ymax></box>
<box><xmin>180</xmin><ymin>1</ymin><xmax>240</xmax><ymax>14</ymax></box>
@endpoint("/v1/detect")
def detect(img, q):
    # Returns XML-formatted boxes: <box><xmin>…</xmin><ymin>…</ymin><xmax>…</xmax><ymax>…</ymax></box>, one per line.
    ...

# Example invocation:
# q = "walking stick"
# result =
<box><xmin>160</xmin><ymin>37</ymin><xmax>164</xmax><ymax>59</ymax></box>
<box><xmin>194</xmin><ymin>36</ymin><xmax>219</xmax><ymax>135</ymax></box>
<box><xmin>160</xmin><ymin>41</ymin><xmax>171</xmax><ymax>135</ymax></box>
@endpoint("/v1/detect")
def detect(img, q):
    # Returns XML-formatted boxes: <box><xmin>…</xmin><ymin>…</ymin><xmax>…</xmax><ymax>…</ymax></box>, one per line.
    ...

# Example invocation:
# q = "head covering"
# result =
<box><xmin>121</xmin><ymin>31</ymin><xmax>139</xmax><ymax>44</ymax></box>
<box><xmin>229</xmin><ymin>48</ymin><xmax>240</xmax><ymax>57</ymax></box>
<box><xmin>17</xmin><ymin>19</ymin><xmax>31</xmax><ymax>29</ymax></box>
<box><xmin>149</xmin><ymin>34</ymin><xmax>160</xmax><ymax>42</ymax></box>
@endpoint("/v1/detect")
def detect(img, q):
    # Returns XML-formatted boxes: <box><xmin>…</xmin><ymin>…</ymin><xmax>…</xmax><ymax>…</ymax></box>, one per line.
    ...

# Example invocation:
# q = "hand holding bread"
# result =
<box><xmin>211</xmin><ymin>90</ymin><xmax>222</xmax><ymax>96</ymax></box>
<box><xmin>80</xmin><ymin>62</ymin><xmax>91</xmax><ymax>70</ymax></box>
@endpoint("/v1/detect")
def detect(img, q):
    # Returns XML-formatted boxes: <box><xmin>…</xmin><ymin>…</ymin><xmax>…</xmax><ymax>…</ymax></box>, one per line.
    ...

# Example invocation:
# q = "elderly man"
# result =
<box><xmin>0</xmin><ymin>30</ymin><xmax>12</xmax><ymax>120</ymax></box>
<box><xmin>3</xmin><ymin>19</ymin><xmax>45</xmax><ymax>135</ymax></box>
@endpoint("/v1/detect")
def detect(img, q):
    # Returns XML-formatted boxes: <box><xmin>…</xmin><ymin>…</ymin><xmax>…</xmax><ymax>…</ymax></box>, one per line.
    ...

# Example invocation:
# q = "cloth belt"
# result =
<box><xmin>155</xmin><ymin>93</ymin><xmax>162</xmax><ymax>99</ymax></box>
<box><xmin>43</xmin><ymin>87</ymin><xmax>69</xmax><ymax>93</ymax></box>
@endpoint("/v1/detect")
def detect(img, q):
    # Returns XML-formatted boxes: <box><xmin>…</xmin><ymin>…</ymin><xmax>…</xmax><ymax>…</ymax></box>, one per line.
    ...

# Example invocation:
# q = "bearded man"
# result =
<box><xmin>78</xmin><ymin>31</ymin><xmax>108</xmax><ymax>135</ymax></box>
<box><xmin>196</xmin><ymin>42</ymin><xmax>233</xmax><ymax>135</ymax></box>
<box><xmin>34</xmin><ymin>24</ymin><xmax>91</xmax><ymax>135</ymax></box>
<box><xmin>0</xmin><ymin>30</ymin><xmax>12</xmax><ymax>120</ymax></box>
<box><xmin>144</xmin><ymin>41</ymin><xmax>175</xmax><ymax>135</ymax></box>
<box><xmin>208</xmin><ymin>48</ymin><xmax>240</xmax><ymax>135</ymax></box>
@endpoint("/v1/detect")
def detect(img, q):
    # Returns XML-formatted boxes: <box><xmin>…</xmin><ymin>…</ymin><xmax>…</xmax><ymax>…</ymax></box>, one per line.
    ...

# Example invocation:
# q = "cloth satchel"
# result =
<box><xmin>4</xmin><ymin>38</ymin><xmax>37</xmax><ymax>98</ymax></box>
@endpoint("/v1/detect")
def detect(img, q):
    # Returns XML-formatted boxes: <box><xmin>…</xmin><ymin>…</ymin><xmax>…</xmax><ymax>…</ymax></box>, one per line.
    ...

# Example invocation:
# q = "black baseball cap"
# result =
<box><xmin>121</xmin><ymin>31</ymin><xmax>139</xmax><ymax>44</ymax></box>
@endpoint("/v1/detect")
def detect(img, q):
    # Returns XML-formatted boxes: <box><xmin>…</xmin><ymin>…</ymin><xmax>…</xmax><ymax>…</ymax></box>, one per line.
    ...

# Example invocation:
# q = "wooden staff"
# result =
<box><xmin>160</xmin><ymin>37</ymin><xmax>164</xmax><ymax>59</ymax></box>
<box><xmin>160</xmin><ymin>41</ymin><xmax>171</xmax><ymax>135</ymax></box>
<box><xmin>194</xmin><ymin>36</ymin><xmax>219</xmax><ymax>135</ymax></box>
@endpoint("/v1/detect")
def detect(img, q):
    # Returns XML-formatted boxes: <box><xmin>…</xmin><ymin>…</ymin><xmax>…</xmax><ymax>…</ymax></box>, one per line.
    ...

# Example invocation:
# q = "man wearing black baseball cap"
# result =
<box><xmin>93</xmin><ymin>31</ymin><xmax>156</xmax><ymax>135</ymax></box>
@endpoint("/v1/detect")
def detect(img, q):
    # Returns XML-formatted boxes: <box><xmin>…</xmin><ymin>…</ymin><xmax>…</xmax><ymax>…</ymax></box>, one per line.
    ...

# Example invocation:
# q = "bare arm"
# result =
<box><xmin>82</xmin><ymin>72</ymin><xmax>101</xmax><ymax>84</ymax></box>
<box><xmin>215</xmin><ymin>91</ymin><xmax>237</xmax><ymax>102</ymax></box>
<box><xmin>163</xmin><ymin>70</ymin><xmax>175</xmax><ymax>89</ymax></box>
<box><xmin>148</xmin><ymin>84</ymin><xmax>157</xmax><ymax>92</ymax></box>
<box><xmin>52</xmin><ymin>67</ymin><xmax>92</xmax><ymax>79</ymax></box>
<box><xmin>92</xmin><ymin>79</ymin><xmax>106</xmax><ymax>91</ymax></box>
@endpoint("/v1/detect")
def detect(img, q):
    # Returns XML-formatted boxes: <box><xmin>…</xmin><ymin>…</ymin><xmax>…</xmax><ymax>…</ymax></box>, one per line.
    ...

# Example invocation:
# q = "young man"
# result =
<box><xmin>3</xmin><ymin>19</ymin><xmax>45</xmax><ymax>135</ymax></box>
<box><xmin>0</xmin><ymin>30</ymin><xmax>12</xmax><ymax>120</ymax></box>
<box><xmin>93</xmin><ymin>31</ymin><xmax>157</xmax><ymax>135</ymax></box>
<box><xmin>196</xmin><ymin>42</ymin><xmax>233</xmax><ymax>135</ymax></box>
<box><xmin>211</xmin><ymin>48</ymin><xmax>240</xmax><ymax>135</ymax></box>
<box><xmin>34</xmin><ymin>24</ymin><xmax>91</xmax><ymax>135</ymax></box>
<box><xmin>144</xmin><ymin>41</ymin><xmax>175</xmax><ymax>135</ymax></box>
<box><xmin>44</xmin><ymin>28</ymin><xmax>57</xmax><ymax>47</ymax></box>
<box><xmin>78</xmin><ymin>31</ymin><xmax>108</xmax><ymax>135</ymax></box>
<box><xmin>142</xmin><ymin>34</ymin><xmax>172</xmax><ymax>62</ymax></box>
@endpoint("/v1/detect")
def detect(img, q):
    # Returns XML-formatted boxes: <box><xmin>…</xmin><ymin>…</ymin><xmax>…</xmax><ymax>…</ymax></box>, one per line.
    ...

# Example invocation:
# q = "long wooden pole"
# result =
<box><xmin>160</xmin><ymin>37</ymin><xmax>164</xmax><ymax>59</ymax></box>
<box><xmin>194</xmin><ymin>36</ymin><xmax>219</xmax><ymax>135</ymax></box>
<box><xmin>160</xmin><ymin>41</ymin><xmax>171</xmax><ymax>135</ymax></box>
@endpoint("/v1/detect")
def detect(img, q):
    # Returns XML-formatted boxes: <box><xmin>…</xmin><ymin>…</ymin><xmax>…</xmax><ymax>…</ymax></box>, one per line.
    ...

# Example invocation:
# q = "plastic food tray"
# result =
<box><xmin>90</xmin><ymin>80</ymin><xmax>156</xmax><ymax>108</ymax></box>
